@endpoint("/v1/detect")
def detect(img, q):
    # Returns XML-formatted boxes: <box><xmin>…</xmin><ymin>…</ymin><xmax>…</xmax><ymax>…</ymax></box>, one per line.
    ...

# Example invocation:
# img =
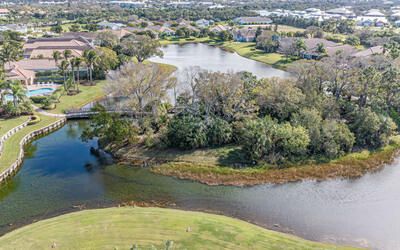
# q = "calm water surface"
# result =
<box><xmin>0</xmin><ymin>121</ymin><xmax>400</xmax><ymax>250</ymax></box>
<box><xmin>150</xmin><ymin>43</ymin><xmax>289</xmax><ymax>79</ymax></box>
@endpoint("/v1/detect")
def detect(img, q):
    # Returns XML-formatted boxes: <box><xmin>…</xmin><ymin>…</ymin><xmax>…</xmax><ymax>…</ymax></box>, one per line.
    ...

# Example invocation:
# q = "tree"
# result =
<box><xmin>319</xmin><ymin>120</ymin><xmax>355</xmax><ymax>158</ymax></box>
<box><xmin>95</xmin><ymin>47</ymin><xmax>119</xmax><ymax>78</ymax></box>
<box><xmin>8</xmin><ymin>81</ymin><xmax>27</xmax><ymax>108</ymax></box>
<box><xmin>0</xmin><ymin>39</ymin><xmax>23</xmax><ymax>68</ymax></box>
<box><xmin>106</xmin><ymin>62</ymin><xmax>176</xmax><ymax>119</ymax></box>
<box><xmin>166</xmin><ymin>114</ymin><xmax>208</xmax><ymax>149</ymax></box>
<box><xmin>82</xmin><ymin>104</ymin><xmax>138</xmax><ymax>144</ymax></box>
<box><xmin>83</xmin><ymin>50</ymin><xmax>98</xmax><ymax>84</ymax></box>
<box><xmin>63</xmin><ymin>49</ymin><xmax>72</xmax><ymax>61</ymax></box>
<box><xmin>316</xmin><ymin>43</ymin><xmax>326</xmax><ymax>54</ymax></box>
<box><xmin>71</xmin><ymin>57</ymin><xmax>83</xmax><ymax>91</ymax></box>
<box><xmin>52</xmin><ymin>51</ymin><xmax>62</xmax><ymax>65</ymax></box>
<box><xmin>254</xmin><ymin>78</ymin><xmax>305</xmax><ymax>121</ymax></box>
<box><xmin>58</xmin><ymin>60</ymin><xmax>70</xmax><ymax>90</ymax></box>
<box><xmin>295</xmin><ymin>38</ymin><xmax>307</xmax><ymax>57</ymax></box>
<box><xmin>121</xmin><ymin>35</ymin><xmax>163</xmax><ymax>63</ymax></box>
<box><xmin>207</xmin><ymin>117</ymin><xmax>232</xmax><ymax>146</ymax></box>
<box><xmin>51</xmin><ymin>25</ymin><xmax>63</xmax><ymax>34</ymax></box>
<box><xmin>69</xmin><ymin>24</ymin><xmax>80</xmax><ymax>32</ymax></box>
<box><xmin>96</xmin><ymin>31</ymin><xmax>119</xmax><ymax>48</ymax></box>
<box><xmin>345</xmin><ymin>36</ymin><xmax>360</xmax><ymax>46</ymax></box>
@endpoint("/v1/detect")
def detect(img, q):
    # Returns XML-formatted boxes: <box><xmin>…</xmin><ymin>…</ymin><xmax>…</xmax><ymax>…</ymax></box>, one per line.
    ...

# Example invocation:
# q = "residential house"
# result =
<box><xmin>23</xmin><ymin>37</ymin><xmax>93</xmax><ymax>59</ymax></box>
<box><xmin>233</xmin><ymin>16</ymin><xmax>272</xmax><ymax>25</ymax></box>
<box><xmin>0</xmin><ymin>9</ymin><xmax>9</xmax><ymax>18</ymax></box>
<box><xmin>195</xmin><ymin>19</ymin><xmax>213</xmax><ymax>28</ymax></box>
<box><xmin>97</xmin><ymin>21</ymin><xmax>126</xmax><ymax>30</ymax></box>
<box><xmin>210</xmin><ymin>24</ymin><xmax>229</xmax><ymax>33</ymax></box>
<box><xmin>233</xmin><ymin>27</ymin><xmax>256</xmax><ymax>42</ymax></box>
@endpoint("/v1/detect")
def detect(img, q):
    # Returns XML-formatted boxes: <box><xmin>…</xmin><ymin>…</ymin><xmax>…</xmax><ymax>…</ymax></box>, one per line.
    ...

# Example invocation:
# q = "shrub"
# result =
<box><xmin>319</xmin><ymin>120</ymin><xmax>355</xmax><ymax>159</ymax></box>
<box><xmin>30</xmin><ymin>96</ymin><xmax>47</xmax><ymax>104</ymax></box>
<box><xmin>167</xmin><ymin>115</ymin><xmax>208</xmax><ymax>149</ymax></box>
<box><xmin>207</xmin><ymin>117</ymin><xmax>232</xmax><ymax>146</ymax></box>
<box><xmin>27</xmin><ymin>115</ymin><xmax>41</xmax><ymax>125</ymax></box>
<box><xmin>349</xmin><ymin>108</ymin><xmax>397</xmax><ymax>148</ymax></box>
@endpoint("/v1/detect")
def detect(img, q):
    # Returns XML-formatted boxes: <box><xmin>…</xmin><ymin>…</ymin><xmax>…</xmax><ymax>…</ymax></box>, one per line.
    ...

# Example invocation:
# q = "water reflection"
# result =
<box><xmin>0</xmin><ymin>121</ymin><xmax>399</xmax><ymax>249</ymax></box>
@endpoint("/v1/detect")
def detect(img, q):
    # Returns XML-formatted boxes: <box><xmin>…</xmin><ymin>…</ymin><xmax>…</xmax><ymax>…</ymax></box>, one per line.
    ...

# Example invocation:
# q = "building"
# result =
<box><xmin>97</xmin><ymin>21</ymin><xmax>126</xmax><ymax>30</ymax></box>
<box><xmin>109</xmin><ymin>1</ymin><xmax>146</xmax><ymax>8</ymax></box>
<box><xmin>0</xmin><ymin>24</ymin><xmax>28</xmax><ymax>33</ymax></box>
<box><xmin>210</xmin><ymin>24</ymin><xmax>229</xmax><ymax>33</ymax></box>
<box><xmin>195</xmin><ymin>19</ymin><xmax>213</xmax><ymax>28</ymax></box>
<box><xmin>0</xmin><ymin>8</ymin><xmax>10</xmax><ymax>17</ymax></box>
<box><xmin>233</xmin><ymin>27</ymin><xmax>256</xmax><ymax>42</ymax></box>
<box><xmin>23</xmin><ymin>37</ymin><xmax>93</xmax><ymax>59</ymax></box>
<box><xmin>233</xmin><ymin>16</ymin><xmax>272</xmax><ymax>25</ymax></box>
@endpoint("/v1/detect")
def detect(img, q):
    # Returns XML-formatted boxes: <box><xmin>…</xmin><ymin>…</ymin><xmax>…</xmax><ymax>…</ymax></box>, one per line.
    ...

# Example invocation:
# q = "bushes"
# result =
<box><xmin>167</xmin><ymin>115</ymin><xmax>208</xmax><ymax>149</ymax></box>
<box><xmin>166</xmin><ymin>115</ymin><xmax>233</xmax><ymax>149</ymax></box>
<box><xmin>349</xmin><ymin>108</ymin><xmax>397</xmax><ymax>148</ymax></box>
<box><xmin>30</xmin><ymin>96</ymin><xmax>47</xmax><ymax>104</ymax></box>
<box><xmin>207</xmin><ymin>117</ymin><xmax>232</xmax><ymax>146</ymax></box>
<box><xmin>239</xmin><ymin>117</ymin><xmax>309</xmax><ymax>163</ymax></box>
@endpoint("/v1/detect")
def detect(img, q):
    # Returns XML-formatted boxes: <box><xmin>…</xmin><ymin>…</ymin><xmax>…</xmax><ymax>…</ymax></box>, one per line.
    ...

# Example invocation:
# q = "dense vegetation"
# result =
<box><xmin>84</xmin><ymin>33</ymin><xmax>400</xmax><ymax>167</ymax></box>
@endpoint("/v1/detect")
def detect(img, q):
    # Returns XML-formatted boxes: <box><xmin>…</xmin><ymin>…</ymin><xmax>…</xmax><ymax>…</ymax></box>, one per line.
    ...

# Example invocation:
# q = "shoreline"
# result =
<box><xmin>109</xmin><ymin>140</ymin><xmax>400</xmax><ymax>187</ymax></box>
<box><xmin>0</xmin><ymin>207</ymin><xmax>357</xmax><ymax>250</ymax></box>
<box><xmin>160</xmin><ymin>38</ymin><xmax>292</xmax><ymax>70</ymax></box>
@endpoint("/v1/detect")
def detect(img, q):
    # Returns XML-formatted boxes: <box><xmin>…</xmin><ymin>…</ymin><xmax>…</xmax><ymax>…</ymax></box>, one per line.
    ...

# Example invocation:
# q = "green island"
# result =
<box><xmin>0</xmin><ymin>207</ymin><xmax>357</xmax><ymax>250</ymax></box>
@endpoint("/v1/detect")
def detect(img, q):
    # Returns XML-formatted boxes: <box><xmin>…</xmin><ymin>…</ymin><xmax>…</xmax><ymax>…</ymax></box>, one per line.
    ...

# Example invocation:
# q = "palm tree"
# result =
<box><xmin>58</xmin><ymin>60</ymin><xmax>70</xmax><ymax>91</ymax></box>
<box><xmin>71</xmin><ymin>57</ymin><xmax>82</xmax><ymax>92</ymax></box>
<box><xmin>52</xmin><ymin>51</ymin><xmax>62</xmax><ymax>65</ymax></box>
<box><xmin>83</xmin><ymin>50</ymin><xmax>97</xmax><ymax>85</ymax></box>
<box><xmin>9</xmin><ymin>81</ymin><xmax>26</xmax><ymax>108</ymax></box>
<box><xmin>0</xmin><ymin>80</ymin><xmax>10</xmax><ymax>105</ymax></box>
<box><xmin>63</xmin><ymin>49</ymin><xmax>72</xmax><ymax>61</ymax></box>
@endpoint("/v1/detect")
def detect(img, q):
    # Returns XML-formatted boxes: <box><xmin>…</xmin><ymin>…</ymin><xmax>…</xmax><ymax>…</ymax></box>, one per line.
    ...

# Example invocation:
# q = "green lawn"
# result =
<box><xmin>160</xmin><ymin>36</ymin><xmax>212</xmax><ymax>45</ymax></box>
<box><xmin>0</xmin><ymin>207</ymin><xmax>358</xmax><ymax>250</ymax></box>
<box><xmin>217</xmin><ymin>41</ymin><xmax>294</xmax><ymax>68</ymax></box>
<box><xmin>0</xmin><ymin>116</ymin><xmax>29</xmax><ymax>137</ymax></box>
<box><xmin>49</xmin><ymin>81</ymin><xmax>106</xmax><ymax>114</ymax></box>
<box><xmin>0</xmin><ymin>114</ymin><xmax>59</xmax><ymax>173</ymax></box>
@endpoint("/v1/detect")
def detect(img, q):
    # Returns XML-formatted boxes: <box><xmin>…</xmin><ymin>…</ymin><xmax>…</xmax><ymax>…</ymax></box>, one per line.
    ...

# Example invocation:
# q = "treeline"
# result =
<box><xmin>84</xmin><ymin>34</ymin><xmax>400</xmax><ymax>166</ymax></box>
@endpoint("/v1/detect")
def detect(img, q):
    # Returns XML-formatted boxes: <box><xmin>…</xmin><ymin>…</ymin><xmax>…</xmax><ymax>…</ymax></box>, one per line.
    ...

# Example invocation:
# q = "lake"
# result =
<box><xmin>0</xmin><ymin>121</ymin><xmax>400</xmax><ymax>250</ymax></box>
<box><xmin>150</xmin><ymin>43</ymin><xmax>289</xmax><ymax>79</ymax></box>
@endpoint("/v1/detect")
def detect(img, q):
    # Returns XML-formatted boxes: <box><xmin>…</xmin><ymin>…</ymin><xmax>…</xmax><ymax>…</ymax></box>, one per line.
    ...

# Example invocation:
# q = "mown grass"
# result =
<box><xmin>212</xmin><ymin>41</ymin><xmax>295</xmax><ymax>68</ymax></box>
<box><xmin>150</xmin><ymin>137</ymin><xmax>400</xmax><ymax>186</ymax></box>
<box><xmin>48</xmin><ymin>80</ymin><xmax>106</xmax><ymax>114</ymax></box>
<box><xmin>0</xmin><ymin>207</ymin><xmax>358</xmax><ymax>250</ymax></box>
<box><xmin>160</xmin><ymin>36</ymin><xmax>212</xmax><ymax>45</ymax></box>
<box><xmin>0</xmin><ymin>114</ymin><xmax>60</xmax><ymax>174</ymax></box>
<box><xmin>0</xmin><ymin>116</ymin><xmax>29</xmax><ymax>137</ymax></box>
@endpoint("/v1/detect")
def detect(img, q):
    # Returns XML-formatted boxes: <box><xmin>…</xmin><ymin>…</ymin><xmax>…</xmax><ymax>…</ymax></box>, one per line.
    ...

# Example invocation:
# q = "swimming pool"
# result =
<box><xmin>27</xmin><ymin>87</ymin><xmax>55</xmax><ymax>97</ymax></box>
<box><xmin>4</xmin><ymin>87</ymin><xmax>56</xmax><ymax>101</ymax></box>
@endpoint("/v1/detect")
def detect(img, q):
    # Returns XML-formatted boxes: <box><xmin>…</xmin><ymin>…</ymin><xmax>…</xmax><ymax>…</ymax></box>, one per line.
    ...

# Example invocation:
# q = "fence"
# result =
<box><xmin>0</xmin><ymin>118</ymin><xmax>67</xmax><ymax>184</ymax></box>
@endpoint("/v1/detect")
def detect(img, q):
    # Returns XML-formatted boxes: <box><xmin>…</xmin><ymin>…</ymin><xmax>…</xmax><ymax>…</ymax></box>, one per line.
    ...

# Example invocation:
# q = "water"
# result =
<box><xmin>149</xmin><ymin>43</ymin><xmax>290</xmax><ymax>104</ymax></box>
<box><xmin>1</xmin><ymin>121</ymin><xmax>400</xmax><ymax>250</ymax></box>
<box><xmin>150</xmin><ymin>43</ymin><xmax>289</xmax><ymax>79</ymax></box>
<box><xmin>27</xmin><ymin>88</ymin><xmax>55</xmax><ymax>97</ymax></box>
<box><xmin>5</xmin><ymin>87</ymin><xmax>55</xmax><ymax>101</ymax></box>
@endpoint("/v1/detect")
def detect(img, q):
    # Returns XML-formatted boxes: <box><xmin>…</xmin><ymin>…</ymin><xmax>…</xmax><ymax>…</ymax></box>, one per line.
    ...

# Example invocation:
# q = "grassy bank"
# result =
<box><xmin>48</xmin><ymin>81</ymin><xmax>106</xmax><ymax>114</ymax></box>
<box><xmin>215</xmin><ymin>41</ymin><xmax>294</xmax><ymax>68</ymax></box>
<box><xmin>160</xmin><ymin>36</ymin><xmax>212</xmax><ymax>45</ymax></box>
<box><xmin>0</xmin><ymin>116</ymin><xmax>29</xmax><ymax>137</ymax></box>
<box><xmin>0</xmin><ymin>207</ymin><xmax>357</xmax><ymax>249</ymax></box>
<box><xmin>150</xmin><ymin>141</ymin><xmax>400</xmax><ymax>186</ymax></box>
<box><xmin>0</xmin><ymin>114</ymin><xmax>60</xmax><ymax>174</ymax></box>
